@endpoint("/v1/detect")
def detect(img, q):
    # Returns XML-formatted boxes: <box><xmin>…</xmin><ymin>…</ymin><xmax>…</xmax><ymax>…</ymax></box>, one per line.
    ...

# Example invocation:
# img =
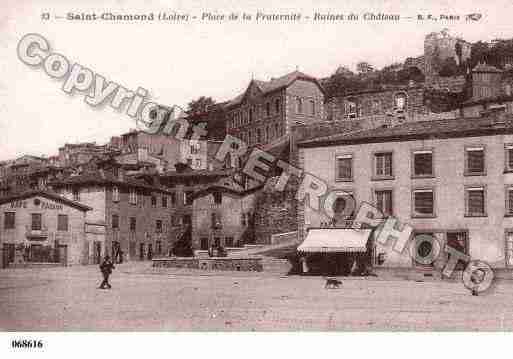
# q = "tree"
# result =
<box><xmin>356</xmin><ymin>61</ymin><xmax>374</xmax><ymax>74</ymax></box>
<box><xmin>186</xmin><ymin>96</ymin><xmax>216</xmax><ymax>115</ymax></box>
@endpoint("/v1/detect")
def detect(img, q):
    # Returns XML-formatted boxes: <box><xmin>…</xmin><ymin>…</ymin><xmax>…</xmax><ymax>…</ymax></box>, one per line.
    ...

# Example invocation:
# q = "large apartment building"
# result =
<box><xmin>225</xmin><ymin>71</ymin><xmax>326</xmax><ymax>147</ymax></box>
<box><xmin>297</xmin><ymin>113</ymin><xmax>513</xmax><ymax>272</ymax></box>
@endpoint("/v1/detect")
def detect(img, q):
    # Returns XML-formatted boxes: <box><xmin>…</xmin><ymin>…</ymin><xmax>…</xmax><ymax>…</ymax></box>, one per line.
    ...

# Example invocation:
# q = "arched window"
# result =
<box><xmin>395</xmin><ymin>93</ymin><xmax>407</xmax><ymax>110</ymax></box>
<box><xmin>346</xmin><ymin>98</ymin><xmax>358</xmax><ymax>119</ymax></box>
<box><xmin>266</xmin><ymin>102</ymin><xmax>271</xmax><ymax>117</ymax></box>
<box><xmin>296</xmin><ymin>98</ymin><xmax>303</xmax><ymax>114</ymax></box>
<box><xmin>249</xmin><ymin>108</ymin><xmax>254</xmax><ymax>122</ymax></box>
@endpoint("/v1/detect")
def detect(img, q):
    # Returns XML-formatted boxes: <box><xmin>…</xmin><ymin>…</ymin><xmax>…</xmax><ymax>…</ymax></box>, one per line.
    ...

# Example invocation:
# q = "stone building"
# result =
<box><xmin>297</xmin><ymin>113</ymin><xmax>513</xmax><ymax>274</ymax></box>
<box><xmin>116</xmin><ymin>129</ymin><xmax>215</xmax><ymax>171</ymax></box>
<box><xmin>225</xmin><ymin>70</ymin><xmax>326</xmax><ymax>147</ymax></box>
<box><xmin>58</xmin><ymin>142</ymin><xmax>108</xmax><ymax>167</ymax></box>
<box><xmin>0</xmin><ymin>191</ymin><xmax>92</xmax><ymax>268</ymax></box>
<box><xmin>325</xmin><ymin>85</ymin><xmax>427</xmax><ymax>123</ymax></box>
<box><xmin>50</xmin><ymin>168</ymin><xmax>177</xmax><ymax>262</ymax></box>
<box><xmin>191</xmin><ymin>178</ymin><xmax>261</xmax><ymax>251</ymax></box>
<box><xmin>424</xmin><ymin>29</ymin><xmax>472</xmax><ymax>80</ymax></box>
<box><xmin>461</xmin><ymin>63</ymin><xmax>513</xmax><ymax>117</ymax></box>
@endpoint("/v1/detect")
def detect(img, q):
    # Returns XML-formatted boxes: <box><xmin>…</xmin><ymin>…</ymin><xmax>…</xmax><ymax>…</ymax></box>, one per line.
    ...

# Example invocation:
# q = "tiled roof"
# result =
<box><xmin>226</xmin><ymin>70</ymin><xmax>322</xmax><ymax>108</ymax></box>
<box><xmin>298</xmin><ymin>114</ymin><xmax>513</xmax><ymax>148</ymax></box>
<box><xmin>473</xmin><ymin>63</ymin><xmax>503</xmax><ymax>73</ymax></box>
<box><xmin>0</xmin><ymin>191</ymin><xmax>92</xmax><ymax>211</ymax></box>
<box><xmin>192</xmin><ymin>176</ymin><xmax>263</xmax><ymax>199</ymax></box>
<box><xmin>49</xmin><ymin>171</ymin><xmax>172</xmax><ymax>193</ymax></box>
<box><xmin>160</xmin><ymin>168</ymin><xmax>235</xmax><ymax>179</ymax></box>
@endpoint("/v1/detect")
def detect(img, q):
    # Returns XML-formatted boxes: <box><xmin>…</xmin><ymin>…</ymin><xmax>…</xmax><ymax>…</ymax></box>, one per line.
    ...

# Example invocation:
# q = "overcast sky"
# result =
<box><xmin>1</xmin><ymin>0</ymin><xmax>513</xmax><ymax>161</ymax></box>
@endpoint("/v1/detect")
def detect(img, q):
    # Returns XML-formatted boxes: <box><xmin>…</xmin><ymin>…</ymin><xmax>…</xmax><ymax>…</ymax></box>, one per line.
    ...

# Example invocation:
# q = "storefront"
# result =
<box><xmin>297</xmin><ymin>228</ymin><xmax>373</xmax><ymax>275</ymax></box>
<box><xmin>0</xmin><ymin>191</ymin><xmax>92</xmax><ymax>268</ymax></box>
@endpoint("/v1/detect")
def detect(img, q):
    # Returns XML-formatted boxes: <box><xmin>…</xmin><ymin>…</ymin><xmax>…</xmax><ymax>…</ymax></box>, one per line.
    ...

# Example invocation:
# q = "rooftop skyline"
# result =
<box><xmin>2</xmin><ymin>0</ymin><xmax>513</xmax><ymax>160</ymax></box>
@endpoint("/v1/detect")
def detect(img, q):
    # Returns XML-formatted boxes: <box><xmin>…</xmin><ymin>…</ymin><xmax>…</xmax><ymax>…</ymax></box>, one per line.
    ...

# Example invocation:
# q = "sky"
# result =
<box><xmin>1</xmin><ymin>0</ymin><xmax>513</xmax><ymax>161</ymax></box>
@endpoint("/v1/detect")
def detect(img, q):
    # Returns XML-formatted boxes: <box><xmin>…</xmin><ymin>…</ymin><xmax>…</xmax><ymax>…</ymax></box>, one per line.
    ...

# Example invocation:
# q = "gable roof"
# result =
<box><xmin>226</xmin><ymin>70</ymin><xmax>324</xmax><ymax>108</ymax></box>
<box><xmin>298</xmin><ymin>114</ymin><xmax>513</xmax><ymax>148</ymax></box>
<box><xmin>49</xmin><ymin>171</ymin><xmax>172</xmax><ymax>194</ymax></box>
<box><xmin>192</xmin><ymin>176</ymin><xmax>263</xmax><ymax>199</ymax></box>
<box><xmin>0</xmin><ymin>191</ymin><xmax>92</xmax><ymax>211</ymax></box>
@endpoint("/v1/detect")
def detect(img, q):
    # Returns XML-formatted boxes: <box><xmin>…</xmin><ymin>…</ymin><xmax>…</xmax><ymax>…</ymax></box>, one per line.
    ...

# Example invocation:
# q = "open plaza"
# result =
<box><xmin>1</xmin><ymin>262</ymin><xmax>513</xmax><ymax>331</ymax></box>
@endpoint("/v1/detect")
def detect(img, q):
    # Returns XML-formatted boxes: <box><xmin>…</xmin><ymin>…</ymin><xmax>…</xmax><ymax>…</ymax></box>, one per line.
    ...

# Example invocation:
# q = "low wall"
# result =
<box><xmin>152</xmin><ymin>257</ymin><xmax>263</xmax><ymax>272</ymax></box>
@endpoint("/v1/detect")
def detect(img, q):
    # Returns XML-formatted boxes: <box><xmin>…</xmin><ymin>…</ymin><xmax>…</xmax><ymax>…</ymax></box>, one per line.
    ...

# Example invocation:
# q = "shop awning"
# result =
<box><xmin>297</xmin><ymin>228</ymin><xmax>372</xmax><ymax>253</ymax></box>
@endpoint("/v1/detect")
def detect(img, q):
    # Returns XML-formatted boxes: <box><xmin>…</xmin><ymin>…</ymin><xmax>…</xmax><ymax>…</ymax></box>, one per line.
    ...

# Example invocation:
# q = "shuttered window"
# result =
<box><xmin>466</xmin><ymin>187</ymin><xmax>485</xmax><ymax>216</ymax></box>
<box><xmin>507</xmin><ymin>188</ymin><xmax>513</xmax><ymax>215</ymax></box>
<box><xmin>31</xmin><ymin>213</ymin><xmax>42</xmax><ymax>230</ymax></box>
<box><xmin>4</xmin><ymin>212</ymin><xmax>15</xmax><ymax>229</ymax></box>
<box><xmin>413</xmin><ymin>151</ymin><xmax>433</xmax><ymax>177</ymax></box>
<box><xmin>466</xmin><ymin>147</ymin><xmax>485</xmax><ymax>175</ymax></box>
<box><xmin>57</xmin><ymin>214</ymin><xmax>68</xmax><ymax>231</ymax></box>
<box><xmin>336</xmin><ymin>155</ymin><xmax>352</xmax><ymax>180</ymax></box>
<box><xmin>506</xmin><ymin>145</ymin><xmax>513</xmax><ymax>171</ymax></box>
<box><xmin>413</xmin><ymin>190</ymin><xmax>434</xmax><ymax>216</ymax></box>
<box><xmin>375</xmin><ymin>152</ymin><xmax>393</xmax><ymax>177</ymax></box>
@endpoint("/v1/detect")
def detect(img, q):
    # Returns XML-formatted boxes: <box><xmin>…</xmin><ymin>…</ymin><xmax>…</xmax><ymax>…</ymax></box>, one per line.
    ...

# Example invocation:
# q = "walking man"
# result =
<box><xmin>99</xmin><ymin>255</ymin><xmax>115</xmax><ymax>289</ymax></box>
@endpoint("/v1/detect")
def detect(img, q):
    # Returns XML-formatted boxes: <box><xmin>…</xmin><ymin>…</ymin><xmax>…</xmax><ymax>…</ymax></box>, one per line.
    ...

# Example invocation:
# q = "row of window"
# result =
<box><xmin>3</xmin><ymin>213</ymin><xmax>69</xmax><ymax>231</ymax></box>
<box><xmin>342</xmin><ymin>92</ymin><xmax>407</xmax><ymax>119</ymax></box>
<box><xmin>111</xmin><ymin>214</ymin><xmax>192</xmax><ymax>232</ymax></box>
<box><xmin>109</xmin><ymin>187</ymin><xmax>194</xmax><ymax>206</ymax></box>
<box><xmin>238</xmin><ymin>123</ymin><xmax>285</xmax><ymax>146</ymax></box>
<box><xmin>336</xmin><ymin>146</ymin><xmax>497</xmax><ymax>181</ymax></box>
<box><xmin>229</xmin><ymin>98</ymin><xmax>282</xmax><ymax>128</ymax></box>
<box><xmin>352</xmin><ymin>186</ymin><xmax>504</xmax><ymax>218</ymax></box>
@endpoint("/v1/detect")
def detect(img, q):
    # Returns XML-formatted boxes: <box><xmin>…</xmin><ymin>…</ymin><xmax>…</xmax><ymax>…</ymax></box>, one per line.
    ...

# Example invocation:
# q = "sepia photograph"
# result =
<box><xmin>2</xmin><ymin>0</ymin><xmax>513</xmax><ymax>356</ymax></box>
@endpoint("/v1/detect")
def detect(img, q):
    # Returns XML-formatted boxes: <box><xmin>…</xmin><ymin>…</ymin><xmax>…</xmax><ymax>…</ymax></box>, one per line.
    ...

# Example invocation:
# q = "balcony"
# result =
<box><xmin>25</xmin><ymin>225</ymin><xmax>49</xmax><ymax>239</ymax></box>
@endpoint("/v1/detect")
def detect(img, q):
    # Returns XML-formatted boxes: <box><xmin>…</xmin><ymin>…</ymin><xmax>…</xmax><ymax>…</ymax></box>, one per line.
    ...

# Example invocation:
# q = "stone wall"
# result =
<box><xmin>152</xmin><ymin>257</ymin><xmax>263</xmax><ymax>272</ymax></box>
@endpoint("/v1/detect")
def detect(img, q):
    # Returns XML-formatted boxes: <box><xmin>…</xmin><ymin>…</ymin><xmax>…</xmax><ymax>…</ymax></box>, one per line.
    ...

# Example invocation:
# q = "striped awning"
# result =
<box><xmin>297</xmin><ymin>228</ymin><xmax>372</xmax><ymax>253</ymax></box>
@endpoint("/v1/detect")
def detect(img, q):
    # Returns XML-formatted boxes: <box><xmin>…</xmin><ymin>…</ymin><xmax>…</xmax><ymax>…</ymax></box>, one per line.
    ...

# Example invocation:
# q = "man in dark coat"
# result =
<box><xmin>99</xmin><ymin>255</ymin><xmax>115</xmax><ymax>289</ymax></box>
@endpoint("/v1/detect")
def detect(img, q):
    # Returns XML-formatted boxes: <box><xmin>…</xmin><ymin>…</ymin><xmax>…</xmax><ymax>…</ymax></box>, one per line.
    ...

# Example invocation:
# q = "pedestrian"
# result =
<box><xmin>99</xmin><ymin>255</ymin><xmax>115</xmax><ymax>289</ymax></box>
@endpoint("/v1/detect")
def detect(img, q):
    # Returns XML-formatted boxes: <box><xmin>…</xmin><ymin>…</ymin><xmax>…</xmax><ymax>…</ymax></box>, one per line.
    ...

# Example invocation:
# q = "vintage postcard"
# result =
<box><xmin>1</xmin><ymin>0</ymin><xmax>513</xmax><ymax>357</ymax></box>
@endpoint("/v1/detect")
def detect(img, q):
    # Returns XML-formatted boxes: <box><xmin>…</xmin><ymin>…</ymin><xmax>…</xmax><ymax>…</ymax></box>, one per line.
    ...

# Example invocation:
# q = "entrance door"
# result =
<box><xmin>2</xmin><ymin>244</ymin><xmax>15</xmax><ymax>268</ymax></box>
<box><xmin>139</xmin><ymin>243</ymin><xmax>145</xmax><ymax>260</ymax></box>
<box><xmin>446</xmin><ymin>231</ymin><xmax>468</xmax><ymax>270</ymax></box>
<box><xmin>147</xmin><ymin>243</ymin><xmax>153</xmax><ymax>260</ymax></box>
<box><xmin>58</xmin><ymin>245</ymin><xmax>67</xmax><ymax>266</ymax></box>
<box><xmin>506</xmin><ymin>231</ymin><xmax>513</xmax><ymax>267</ymax></box>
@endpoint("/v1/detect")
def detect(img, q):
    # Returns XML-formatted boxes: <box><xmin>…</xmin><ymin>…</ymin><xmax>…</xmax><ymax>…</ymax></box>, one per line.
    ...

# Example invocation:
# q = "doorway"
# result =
<box><xmin>2</xmin><ymin>244</ymin><xmax>15</xmax><ymax>268</ymax></box>
<box><xmin>139</xmin><ymin>243</ymin><xmax>145</xmax><ymax>260</ymax></box>
<box><xmin>58</xmin><ymin>245</ymin><xmax>68</xmax><ymax>266</ymax></box>
<box><xmin>446</xmin><ymin>231</ymin><xmax>468</xmax><ymax>270</ymax></box>
<box><xmin>147</xmin><ymin>243</ymin><xmax>153</xmax><ymax>260</ymax></box>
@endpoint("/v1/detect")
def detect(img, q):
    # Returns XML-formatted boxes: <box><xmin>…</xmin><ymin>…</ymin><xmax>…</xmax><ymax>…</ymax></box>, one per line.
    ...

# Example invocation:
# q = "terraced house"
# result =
<box><xmin>297</xmin><ymin>112</ymin><xmax>513</xmax><ymax>274</ymax></box>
